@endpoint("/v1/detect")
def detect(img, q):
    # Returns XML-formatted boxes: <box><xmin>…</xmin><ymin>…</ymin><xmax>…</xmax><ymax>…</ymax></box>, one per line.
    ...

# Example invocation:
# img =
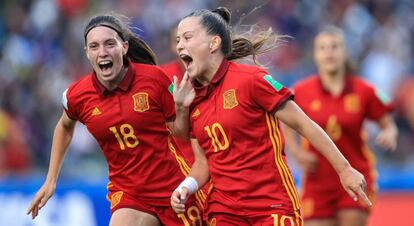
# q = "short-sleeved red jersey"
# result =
<box><xmin>64</xmin><ymin>62</ymin><xmax>186</xmax><ymax>206</ymax></box>
<box><xmin>190</xmin><ymin>59</ymin><xmax>301</xmax><ymax>220</ymax></box>
<box><xmin>293</xmin><ymin>75</ymin><xmax>393</xmax><ymax>184</ymax></box>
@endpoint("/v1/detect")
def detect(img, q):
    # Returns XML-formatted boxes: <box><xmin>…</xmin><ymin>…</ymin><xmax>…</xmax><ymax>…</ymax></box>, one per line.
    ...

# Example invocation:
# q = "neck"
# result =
<box><xmin>319</xmin><ymin>68</ymin><xmax>346</xmax><ymax>96</ymax></box>
<box><xmin>195</xmin><ymin>56</ymin><xmax>224</xmax><ymax>86</ymax></box>
<box><xmin>100</xmin><ymin>66</ymin><xmax>128</xmax><ymax>90</ymax></box>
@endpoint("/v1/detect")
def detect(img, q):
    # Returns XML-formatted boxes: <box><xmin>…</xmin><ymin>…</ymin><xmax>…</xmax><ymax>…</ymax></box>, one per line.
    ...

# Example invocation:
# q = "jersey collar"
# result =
<box><xmin>193</xmin><ymin>59</ymin><xmax>229</xmax><ymax>91</ymax></box>
<box><xmin>316</xmin><ymin>74</ymin><xmax>353</xmax><ymax>97</ymax></box>
<box><xmin>92</xmin><ymin>62</ymin><xmax>135</xmax><ymax>96</ymax></box>
<box><xmin>191</xmin><ymin>59</ymin><xmax>230</xmax><ymax>107</ymax></box>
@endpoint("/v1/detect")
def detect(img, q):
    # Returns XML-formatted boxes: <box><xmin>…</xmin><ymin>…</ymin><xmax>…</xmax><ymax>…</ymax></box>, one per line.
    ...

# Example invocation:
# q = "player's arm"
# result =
<box><xmin>169</xmin><ymin>71</ymin><xmax>195</xmax><ymax>140</ymax></box>
<box><xmin>282</xmin><ymin>123</ymin><xmax>318</xmax><ymax>172</ymax></box>
<box><xmin>275</xmin><ymin>100</ymin><xmax>372</xmax><ymax>206</ymax></box>
<box><xmin>27</xmin><ymin>111</ymin><xmax>76</xmax><ymax>219</ymax></box>
<box><xmin>171</xmin><ymin>138</ymin><xmax>209</xmax><ymax>213</ymax></box>
<box><xmin>375</xmin><ymin>113</ymin><xmax>398</xmax><ymax>151</ymax></box>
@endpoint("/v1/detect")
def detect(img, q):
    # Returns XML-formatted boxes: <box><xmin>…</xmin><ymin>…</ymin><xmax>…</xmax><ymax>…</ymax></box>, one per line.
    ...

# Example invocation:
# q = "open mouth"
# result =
<box><xmin>98</xmin><ymin>60</ymin><xmax>113</xmax><ymax>72</ymax></box>
<box><xmin>179</xmin><ymin>54</ymin><xmax>193</xmax><ymax>69</ymax></box>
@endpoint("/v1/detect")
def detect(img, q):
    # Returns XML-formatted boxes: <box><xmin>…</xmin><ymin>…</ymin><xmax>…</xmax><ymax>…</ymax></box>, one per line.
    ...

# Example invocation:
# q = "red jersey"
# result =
<box><xmin>190</xmin><ymin>59</ymin><xmax>301</xmax><ymax>220</ymax></box>
<box><xmin>63</xmin><ymin>62</ymin><xmax>185</xmax><ymax>206</ymax></box>
<box><xmin>293</xmin><ymin>75</ymin><xmax>393</xmax><ymax>184</ymax></box>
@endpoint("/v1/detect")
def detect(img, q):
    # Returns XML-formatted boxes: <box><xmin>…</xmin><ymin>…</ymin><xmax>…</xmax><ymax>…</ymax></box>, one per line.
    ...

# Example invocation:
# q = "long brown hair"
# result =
<box><xmin>183</xmin><ymin>7</ymin><xmax>283</xmax><ymax>66</ymax></box>
<box><xmin>84</xmin><ymin>13</ymin><xmax>157</xmax><ymax>65</ymax></box>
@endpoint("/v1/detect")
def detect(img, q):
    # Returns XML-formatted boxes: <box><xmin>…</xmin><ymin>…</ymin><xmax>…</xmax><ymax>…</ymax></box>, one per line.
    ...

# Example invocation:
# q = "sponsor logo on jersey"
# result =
<box><xmin>133</xmin><ymin>92</ymin><xmax>150</xmax><ymax>112</ymax></box>
<box><xmin>91</xmin><ymin>107</ymin><xmax>102</xmax><ymax>116</ymax></box>
<box><xmin>110</xmin><ymin>191</ymin><xmax>124</xmax><ymax>209</ymax></box>
<box><xmin>263</xmin><ymin>74</ymin><xmax>283</xmax><ymax>91</ymax></box>
<box><xmin>223</xmin><ymin>89</ymin><xmax>239</xmax><ymax>109</ymax></box>
<box><xmin>192</xmin><ymin>108</ymin><xmax>200</xmax><ymax>118</ymax></box>
<box><xmin>344</xmin><ymin>94</ymin><xmax>360</xmax><ymax>113</ymax></box>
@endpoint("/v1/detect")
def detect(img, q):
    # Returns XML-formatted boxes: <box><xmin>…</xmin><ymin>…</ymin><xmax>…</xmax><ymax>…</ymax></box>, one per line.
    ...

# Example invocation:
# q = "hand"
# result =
<box><xmin>171</xmin><ymin>187</ymin><xmax>190</xmax><ymax>213</ymax></box>
<box><xmin>338</xmin><ymin>166</ymin><xmax>372</xmax><ymax>206</ymax></box>
<box><xmin>26</xmin><ymin>182</ymin><xmax>56</xmax><ymax>219</ymax></box>
<box><xmin>173</xmin><ymin>71</ymin><xmax>195</xmax><ymax>108</ymax></box>
<box><xmin>376</xmin><ymin>128</ymin><xmax>397</xmax><ymax>152</ymax></box>
<box><xmin>296</xmin><ymin>151</ymin><xmax>318</xmax><ymax>173</ymax></box>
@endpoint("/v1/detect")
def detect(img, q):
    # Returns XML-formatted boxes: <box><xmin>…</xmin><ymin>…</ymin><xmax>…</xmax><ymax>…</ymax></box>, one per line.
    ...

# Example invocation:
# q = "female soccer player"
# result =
<box><xmin>284</xmin><ymin>27</ymin><xmax>397</xmax><ymax>226</ymax></box>
<box><xmin>26</xmin><ymin>14</ymin><xmax>205</xmax><ymax>226</ymax></box>
<box><xmin>170</xmin><ymin>7</ymin><xmax>371</xmax><ymax>226</ymax></box>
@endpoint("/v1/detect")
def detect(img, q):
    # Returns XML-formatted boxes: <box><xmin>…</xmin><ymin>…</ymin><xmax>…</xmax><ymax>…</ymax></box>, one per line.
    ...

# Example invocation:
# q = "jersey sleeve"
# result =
<box><xmin>157</xmin><ymin>69</ymin><xmax>176</xmax><ymax>122</ymax></box>
<box><xmin>365</xmin><ymin>83</ymin><xmax>394</xmax><ymax>120</ymax></box>
<box><xmin>251</xmin><ymin>70</ymin><xmax>294</xmax><ymax>113</ymax></box>
<box><xmin>62</xmin><ymin>86</ymin><xmax>79</xmax><ymax>121</ymax></box>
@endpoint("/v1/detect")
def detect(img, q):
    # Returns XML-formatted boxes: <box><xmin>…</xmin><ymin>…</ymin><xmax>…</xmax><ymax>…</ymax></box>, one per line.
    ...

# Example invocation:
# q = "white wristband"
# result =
<box><xmin>174</xmin><ymin>177</ymin><xmax>199</xmax><ymax>195</ymax></box>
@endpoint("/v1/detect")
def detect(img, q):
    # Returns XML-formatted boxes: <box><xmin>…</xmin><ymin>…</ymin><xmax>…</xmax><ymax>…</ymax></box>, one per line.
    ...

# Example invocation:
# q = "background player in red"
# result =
<box><xmin>170</xmin><ymin>7</ymin><xmax>371</xmax><ymax>226</ymax></box>
<box><xmin>284</xmin><ymin>27</ymin><xmax>398</xmax><ymax>226</ymax></box>
<box><xmin>26</xmin><ymin>14</ymin><xmax>205</xmax><ymax>226</ymax></box>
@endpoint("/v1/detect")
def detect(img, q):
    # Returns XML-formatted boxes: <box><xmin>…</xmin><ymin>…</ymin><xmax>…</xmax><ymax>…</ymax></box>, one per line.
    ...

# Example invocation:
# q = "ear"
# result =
<box><xmin>122</xmin><ymin>41</ymin><xmax>129</xmax><ymax>55</ymax></box>
<box><xmin>84</xmin><ymin>46</ymin><xmax>91</xmax><ymax>60</ymax></box>
<box><xmin>209</xmin><ymin>36</ymin><xmax>222</xmax><ymax>53</ymax></box>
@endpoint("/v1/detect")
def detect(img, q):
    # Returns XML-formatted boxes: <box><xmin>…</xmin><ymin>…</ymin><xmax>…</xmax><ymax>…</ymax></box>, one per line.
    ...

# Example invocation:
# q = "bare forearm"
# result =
<box><xmin>281</xmin><ymin>123</ymin><xmax>302</xmax><ymax>158</ymax></box>
<box><xmin>296</xmin><ymin>119</ymin><xmax>350</xmax><ymax>173</ymax></box>
<box><xmin>188</xmin><ymin>159</ymin><xmax>210</xmax><ymax>188</ymax></box>
<box><xmin>45</xmin><ymin>116</ymin><xmax>75</xmax><ymax>183</ymax></box>
<box><xmin>277</xmin><ymin>101</ymin><xmax>350</xmax><ymax>173</ymax></box>
<box><xmin>171</xmin><ymin>105</ymin><xmax>190</xmax><ymax>140</ymax></box>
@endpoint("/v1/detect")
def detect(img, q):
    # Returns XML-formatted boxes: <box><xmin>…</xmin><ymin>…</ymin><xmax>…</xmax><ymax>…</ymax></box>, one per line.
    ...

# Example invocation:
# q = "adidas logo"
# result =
<box><xmin>91</xmin><ymin>107</ymin><xmax>102</xmax><ymax>116</ymax></box>
<box><xmin>192</xmin><ymin>108</ymin><xmax>200</xmax><ymax>118</ymax></box>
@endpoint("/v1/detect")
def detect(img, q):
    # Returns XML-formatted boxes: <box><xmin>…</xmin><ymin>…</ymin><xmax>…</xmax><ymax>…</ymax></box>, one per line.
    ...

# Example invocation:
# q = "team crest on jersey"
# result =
<box><xmin>344</xmin><ymin>94</ymin><xmax>360</xmax><ymax>113</ymax></box>
<box><xmin>309</xmin><ymin>100</ymin><xmax>321</xmax><ymax>111</ymax></box>
<box><xmin>133</xmin><ymin>92</ymin><xmax>150</xmax><ymax>112</ymax></box>
<box><xmin>223</xmin><ymin>89</ymin><xmax>238</xmax><ymax>109</ymax></box>
<box><xmin>110</xmin><ymin>191</ymin><xmax>124</xmax><ymax>209</ymax></box>
<box><xmin>192</xmin><ymin>108</ymin><xmax>200</xmax><ymax>118</ymax></box>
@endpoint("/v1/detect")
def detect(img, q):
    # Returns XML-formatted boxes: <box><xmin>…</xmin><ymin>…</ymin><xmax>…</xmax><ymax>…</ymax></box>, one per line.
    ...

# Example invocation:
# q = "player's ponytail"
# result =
<box><xmin>182</xmin><ymin>7</ymin><xmax>283</xmax><ymax>66</ymax></box>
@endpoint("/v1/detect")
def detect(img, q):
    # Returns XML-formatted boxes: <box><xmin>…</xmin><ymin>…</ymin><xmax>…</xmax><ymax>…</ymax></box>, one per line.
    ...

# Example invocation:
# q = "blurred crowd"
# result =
<box><xmin>0</xmin><ymin>0</ymin><xmax>413</xmax><ymax>181</ymax></box>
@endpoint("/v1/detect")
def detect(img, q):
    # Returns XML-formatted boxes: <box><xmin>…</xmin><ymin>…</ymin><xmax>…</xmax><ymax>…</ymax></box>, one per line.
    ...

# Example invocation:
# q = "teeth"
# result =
<box><xmin>99</xmin><ymin>60</ymin><xmax>111</xmax><ymax>65</ymax></box>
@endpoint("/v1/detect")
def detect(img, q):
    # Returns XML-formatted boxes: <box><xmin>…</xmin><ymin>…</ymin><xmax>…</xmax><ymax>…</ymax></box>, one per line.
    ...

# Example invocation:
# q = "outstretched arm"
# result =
<box><xmin>282</xmin><ymin>123</ymin><xmax>318</xmax><ymax>173</ymax></box>
<box><xmin>276</xmin><ymin>100</ymin><xmax>371</xmax><ymax>206</ymax></box>
<box><xmin>27</xmin><ymin>111</ymin><xmax>76</xmax><ymax>219</ymax></box>
<box><xmin>171</xmin><ymin>138</ymin><xmax>209</xmax><ymax>213</ymax></box>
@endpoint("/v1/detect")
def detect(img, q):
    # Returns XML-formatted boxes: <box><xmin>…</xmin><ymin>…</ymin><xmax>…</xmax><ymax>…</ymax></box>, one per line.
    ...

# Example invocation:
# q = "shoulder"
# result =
<box><xmin>66</xmin><ymin>73</ymin><xmax>95</xmax><ymax>98</ymax></box>
<box><xmin>225</xmin><ymin>62</ymin><xmax>269</xmax><ymax>86</ymax></box>
<box><xmin>294</xmin><ymin>75</ymin><xmax>319</xmax><ymax>90</ymax></box>
<box><xmin>350</xmin><ymin>76</ymin><xmax>375</xmax><ymax>90</ymax></box>
<box><xmin>131</xmin><ymin>62</ymin><xmax>171</xmax><ymax>84</ymax></box>
<box><xmin>227</xmin><ymin>62</ymin><xmax>267</xmax><ymax>76</ymax></box>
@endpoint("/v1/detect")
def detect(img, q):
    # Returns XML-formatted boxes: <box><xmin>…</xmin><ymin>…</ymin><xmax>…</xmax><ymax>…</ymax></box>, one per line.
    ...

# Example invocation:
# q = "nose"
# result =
<box><xmin>176</xmin><ymin>40</ymin><xmax>184</xmax><ymax>53</ymax></box>
<box><xmin>98</xmin><ymin>45</ymin><xmax>109</xmax><ymax>58</ymax></box>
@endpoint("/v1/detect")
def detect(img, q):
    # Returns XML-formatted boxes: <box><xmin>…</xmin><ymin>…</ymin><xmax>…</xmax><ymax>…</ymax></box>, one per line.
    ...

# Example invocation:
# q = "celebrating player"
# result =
<box><xmin>170</xmin><ymin>7</ymin><xmax>371</xmax><ymax>226</ymax></box>
<box><xmin>26</xmin><ymin>14</ymin><xmax>205</xmax><ymax>226</ymax></box>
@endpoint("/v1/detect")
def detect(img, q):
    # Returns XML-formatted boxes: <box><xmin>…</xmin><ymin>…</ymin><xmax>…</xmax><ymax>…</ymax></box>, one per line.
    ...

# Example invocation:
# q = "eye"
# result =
<box><xmin>88</xmin><ymin>43</ymin><xmax>98</xmax><ymax>50</ymax></box>
<box><xmin>106</xmin><ymin>41</ymin><xmax>116</xmax><ymax>47</ymax></box>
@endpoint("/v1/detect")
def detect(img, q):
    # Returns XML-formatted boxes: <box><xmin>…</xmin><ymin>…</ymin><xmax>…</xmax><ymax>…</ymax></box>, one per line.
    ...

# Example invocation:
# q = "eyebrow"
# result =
<box><xmin>87</xmin><ymin>38</ymin><xmax>117</xmax><ymax>45</ymax></box>
<box><xmin>177</xmin><ymin>30</ymin><xmax>195</xmax><ymax>38</ymax></box>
